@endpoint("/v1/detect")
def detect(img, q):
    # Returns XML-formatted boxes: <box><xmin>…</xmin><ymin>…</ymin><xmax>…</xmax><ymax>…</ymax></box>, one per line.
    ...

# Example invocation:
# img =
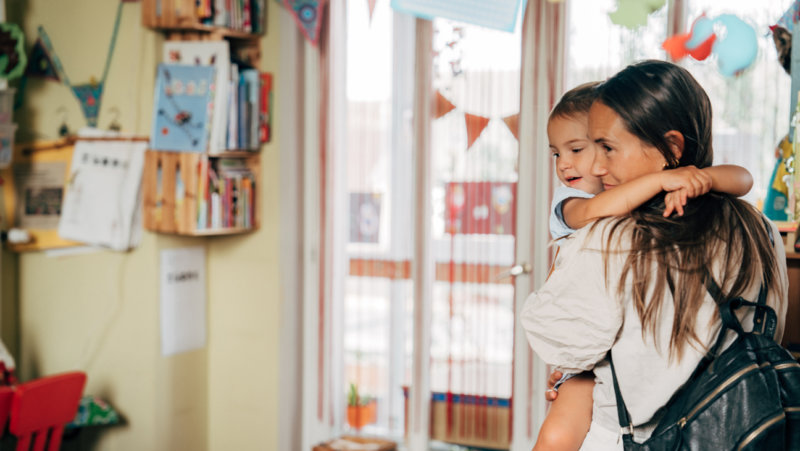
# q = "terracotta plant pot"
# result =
<box><xmin>346</xmin><ymin>400</ymin><xmax>377</xmax><ymax>430</ymax></box>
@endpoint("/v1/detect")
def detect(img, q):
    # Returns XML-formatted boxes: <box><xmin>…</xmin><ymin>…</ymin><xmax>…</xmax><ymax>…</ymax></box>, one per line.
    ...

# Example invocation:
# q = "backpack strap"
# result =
<box><xmin>608</xmin><ymin>354</ymin><xmax>634</xmax><ymax>436</ymax></box>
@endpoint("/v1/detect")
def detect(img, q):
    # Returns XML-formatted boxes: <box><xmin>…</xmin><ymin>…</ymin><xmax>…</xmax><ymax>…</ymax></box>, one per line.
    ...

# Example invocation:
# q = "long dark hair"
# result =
<box><xmin>595</xmin><ymin>60</ymin><xmax>781</xmax><ymax>360</ymax></box>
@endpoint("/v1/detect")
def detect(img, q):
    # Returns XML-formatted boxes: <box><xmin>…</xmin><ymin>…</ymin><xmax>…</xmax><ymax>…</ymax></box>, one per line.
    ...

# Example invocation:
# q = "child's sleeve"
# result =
<box><xmin>549</xmin><ymin>186</ymin><xmax>594</xmax><ymax>240</ymax></box>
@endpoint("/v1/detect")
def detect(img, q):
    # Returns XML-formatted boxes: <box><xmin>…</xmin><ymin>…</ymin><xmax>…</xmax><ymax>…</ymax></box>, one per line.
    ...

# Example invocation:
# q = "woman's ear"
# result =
<box><xmin>664</xmin><ymin>130</ymin><xmax>684</xmax><ymax>162</ymax></box>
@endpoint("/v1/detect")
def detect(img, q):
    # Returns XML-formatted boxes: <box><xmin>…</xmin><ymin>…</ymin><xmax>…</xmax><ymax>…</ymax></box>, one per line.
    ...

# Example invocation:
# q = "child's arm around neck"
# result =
<box><xmin>561</xmin><ymin>164</ymin><xmax>752</xmax><ymax>230</ymax></box>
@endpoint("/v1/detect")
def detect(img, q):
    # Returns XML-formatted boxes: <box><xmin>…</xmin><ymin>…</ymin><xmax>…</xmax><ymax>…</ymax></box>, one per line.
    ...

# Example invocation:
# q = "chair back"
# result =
<box><xmin>8</xmin><ymin>371</ymin><xmax>86</xmax><ymax>451</ymax></box>
<box><xmin>0</xmin><ymin>386</ymin><xmax>14</xmax><ymax>435</ymax></box>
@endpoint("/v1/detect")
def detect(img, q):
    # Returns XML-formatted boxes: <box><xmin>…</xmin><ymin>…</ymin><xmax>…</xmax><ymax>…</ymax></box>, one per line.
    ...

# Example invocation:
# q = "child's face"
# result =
<box><xmin>548</xmin><ymin>114</ymin><xmax>604</xmax><ymax>195</ymax></box>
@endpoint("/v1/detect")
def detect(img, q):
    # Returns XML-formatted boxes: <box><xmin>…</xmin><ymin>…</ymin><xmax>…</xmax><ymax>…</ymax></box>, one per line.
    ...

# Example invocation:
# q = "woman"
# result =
<box><xmin>520</xmin><ymin>59</ymin><xmax>788</xmax><ymax>449</ymax></box>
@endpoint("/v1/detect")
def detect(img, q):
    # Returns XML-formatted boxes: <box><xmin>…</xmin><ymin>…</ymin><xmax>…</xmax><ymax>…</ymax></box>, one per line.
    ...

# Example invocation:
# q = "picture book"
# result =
<box><xmin>150</xmin><ymin>63</ymin><xmax>216</xmax><ymax>153</ymax></box>
<box><xmin>163</xmin><ymin>41</ymin><xmax>231</xmax><ymax>155</ymax></box>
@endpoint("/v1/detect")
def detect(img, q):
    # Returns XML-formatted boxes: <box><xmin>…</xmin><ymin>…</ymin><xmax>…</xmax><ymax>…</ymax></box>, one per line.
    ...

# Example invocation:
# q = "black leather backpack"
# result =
<box><xmin>609</xmin><ymin>272</ymin><xmax>800</xmax><ymax>450</ymax></box>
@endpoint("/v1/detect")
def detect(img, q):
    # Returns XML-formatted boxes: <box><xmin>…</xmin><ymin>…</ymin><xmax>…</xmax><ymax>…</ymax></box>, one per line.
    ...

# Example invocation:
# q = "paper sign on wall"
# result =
<box><xmin>160</xmin><ymin>246</ymin><xmax>207</xmax><ymax>356</ymax></box>
<box><xmin>391</xmin><ymin>0</ymin><xmax>525</xmax><ymax>32</ymax></box>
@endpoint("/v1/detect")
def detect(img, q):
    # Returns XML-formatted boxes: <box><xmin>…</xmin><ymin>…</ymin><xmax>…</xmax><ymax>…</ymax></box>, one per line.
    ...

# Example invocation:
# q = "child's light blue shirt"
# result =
<box><xmin>549</xmin><ymin>186</ymin><xmax>595</xmax><ymax>241</ymax></box>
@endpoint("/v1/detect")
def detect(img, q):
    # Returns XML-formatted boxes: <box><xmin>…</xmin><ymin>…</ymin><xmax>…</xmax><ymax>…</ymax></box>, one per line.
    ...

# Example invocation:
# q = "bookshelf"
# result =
<box><xmin>141</xmin><ymin>0</ymin><xmax>266</xmax><ymax>236</ymax></box>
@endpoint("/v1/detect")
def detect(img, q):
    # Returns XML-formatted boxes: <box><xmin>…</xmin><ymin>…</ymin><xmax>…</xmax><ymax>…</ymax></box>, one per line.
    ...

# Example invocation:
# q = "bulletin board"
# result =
<box><xmin>0</xmin><ymin>138</ymin><xmax>81</xmax><ymax>252</ymax></box>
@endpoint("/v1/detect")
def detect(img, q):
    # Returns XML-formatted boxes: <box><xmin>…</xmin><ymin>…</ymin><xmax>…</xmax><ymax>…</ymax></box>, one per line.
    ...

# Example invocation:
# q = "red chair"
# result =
<box><xmin>0</xmin><ymin>386</ymin><xmax>14</xmax><ymax>435</ymax></box>
<box><xmin>8</xmin><ymin>371</ymin><xmax>86</xmax><ymax>451</ymax></box>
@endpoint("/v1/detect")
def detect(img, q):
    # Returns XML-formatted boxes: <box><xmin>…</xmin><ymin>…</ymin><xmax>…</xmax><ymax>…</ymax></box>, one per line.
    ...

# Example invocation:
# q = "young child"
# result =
<box><xmin>534</xmin><ymin>81</ymin><xmax>753</xmax><ymax>451</ymax></box>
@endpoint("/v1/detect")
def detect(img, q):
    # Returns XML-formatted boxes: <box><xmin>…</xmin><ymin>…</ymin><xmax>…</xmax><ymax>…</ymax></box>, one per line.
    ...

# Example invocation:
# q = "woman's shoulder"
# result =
<box><xmin>567</xmin><ymin>217</ymin><xmax>636</xmax><ymax>253</ymax></box>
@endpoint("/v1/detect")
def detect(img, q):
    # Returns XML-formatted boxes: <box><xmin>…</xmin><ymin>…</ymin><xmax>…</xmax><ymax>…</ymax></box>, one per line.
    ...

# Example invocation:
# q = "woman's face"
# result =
<box><xmin>588</xmin><ymin>101</ymin><xmax>667</xmax><ymax>190</ymax></box>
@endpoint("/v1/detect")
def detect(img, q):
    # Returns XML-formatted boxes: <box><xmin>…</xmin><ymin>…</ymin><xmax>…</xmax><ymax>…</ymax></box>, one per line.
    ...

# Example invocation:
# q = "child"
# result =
<box><xmin>533</xmin><ymin>81</ymin><xmax>753</xmax><ymax>451</ymax></box>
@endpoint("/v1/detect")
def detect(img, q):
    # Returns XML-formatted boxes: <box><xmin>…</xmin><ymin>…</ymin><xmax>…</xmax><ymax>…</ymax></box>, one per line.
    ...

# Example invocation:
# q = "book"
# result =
<box><xmin>259</xmin><ymin>72</ymin><xmax>272</xmax><ymax>143</ymax></box>
<box><xmin>163</xmin><ymin>41</ymin><xmax>231</xmax><ymax>155</ymax></box>
<box><xmin>150</xmin><ymin>63</ymin><xmax>216</xmax><ymax>153</ymax></box>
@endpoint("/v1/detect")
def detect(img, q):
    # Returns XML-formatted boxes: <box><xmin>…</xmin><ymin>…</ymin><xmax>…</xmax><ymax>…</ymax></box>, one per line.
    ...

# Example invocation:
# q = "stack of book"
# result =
<box><xmin>194</xmin><ymin>0</ymin><xmax>267</xmax><ymax>34</ymax></box>
<box><xmin>197</xmin><ymin>158</ymin><xmax>256</xmax><ymax>230</ymax></box>
<box><xmin>153</xmin><ymin>40</ymin><xmax>272</xmax><ymax>154</ymax></box>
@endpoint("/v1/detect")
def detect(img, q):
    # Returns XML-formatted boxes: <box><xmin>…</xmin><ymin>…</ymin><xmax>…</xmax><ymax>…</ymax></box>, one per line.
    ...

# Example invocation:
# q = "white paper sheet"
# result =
<box><xmin>57</xmin><ymin>135</ymin><xmax>146</xmax><ymax>251</ymax></box>
<box><xmin>160</xmin><ymin>246</ymin><xmax>207</xmax><ymax>356</ymax></box>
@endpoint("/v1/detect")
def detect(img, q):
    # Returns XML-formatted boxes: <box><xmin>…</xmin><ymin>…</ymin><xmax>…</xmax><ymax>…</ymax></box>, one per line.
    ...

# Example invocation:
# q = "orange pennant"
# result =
<box><xmin>502</xmin><ymin>113</ymin><xmax>519</xmax><ymax>141</ymax></box>
<box><xmin>368</xmin><ymin>0</ymin><xmax>377</xmax><ymax>22</ymax></box>
<box><xmin>434</xmin><ymin>91</ymin><xmax>456</xmax><ymax>118</ymax></box>
<box><xmin>464</xmin><ymin>113</ymin><xmax>490</xmax><ymax>150</ymax></box>
<box><xmin>662</xmin><ymin>33</ymin><xmax>691</xmax><ymax>61</ymax></box>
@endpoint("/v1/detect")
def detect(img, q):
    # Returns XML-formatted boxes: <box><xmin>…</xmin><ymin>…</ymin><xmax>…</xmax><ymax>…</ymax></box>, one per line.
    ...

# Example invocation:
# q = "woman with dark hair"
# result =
<box><xmin>521</xmin><ymin>60</ymin><xmax>788</xmax><ymax>449</ymax></box>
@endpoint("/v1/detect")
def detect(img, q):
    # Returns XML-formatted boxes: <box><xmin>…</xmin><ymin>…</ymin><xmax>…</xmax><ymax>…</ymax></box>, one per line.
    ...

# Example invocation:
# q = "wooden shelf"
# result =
<box><xmin>142</xmin><ymin>151</ymin><xmax>260</xmax><ymax>236</ymax></box>
<box><xmin>141</xmin><ymin>0</ymin><xmax>265</xmax><ymax>38</ymax></box>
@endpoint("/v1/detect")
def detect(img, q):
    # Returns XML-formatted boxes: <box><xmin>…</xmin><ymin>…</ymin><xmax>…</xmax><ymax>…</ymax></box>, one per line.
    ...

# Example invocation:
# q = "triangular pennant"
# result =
<box><xmin>434</xmin><ymin>91</ymin><xmax>456</xmax><ymax>119</ymax></box>
<box><xmin>283</xmin><ymin>0</ymin><xmax>329</xmax><ymax>46</ymax></box>
<box><xmin>502</xmin><ymin>113</ymin><xmax>519</xmax><ymax>141</ymax></box>
<box><xmin>464</xmin><ymin>113</ymin><xmax>490</xmax><ymax>150</ymax></box>
<box><xmin>71</xmin><ymin>82</ymin><xmax>104</xmax><ymax>127</ymax></box>
<box><xmin>25</xmin><ymin>38</ymin><xmax>60</xmax><ymax>81</ymax></box>
<box><xmin>368</xmin><ymin>0</ymin><xmax>377</xmax><ymax>22</ymax></box>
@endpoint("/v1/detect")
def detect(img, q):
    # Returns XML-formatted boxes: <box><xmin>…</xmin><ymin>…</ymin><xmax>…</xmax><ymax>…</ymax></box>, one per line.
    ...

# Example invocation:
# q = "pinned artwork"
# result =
<box><xmin>283</xmin><ymin>0</ymin><xmax>329</xmax><ymax>46</ymax></box>
<box><xmin>0</xmin><ymin>23</ymin><xmax>27</xmax><ymax>81</ymax></box>
<box><xmin>662</xmin><ymin>13</ymin><xmax>757</xmax><ymax>77</ymax></box>
<box><xmin>609</xmin><ymin>0</ymin><xmax>665</xmax><ymax>30</ymax></box>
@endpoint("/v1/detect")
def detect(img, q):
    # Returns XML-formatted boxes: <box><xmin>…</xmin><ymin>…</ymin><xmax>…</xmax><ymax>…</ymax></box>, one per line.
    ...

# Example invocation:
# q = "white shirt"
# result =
<box><xmin>521</xmin><ymin>217</ymin><xmax>788</xmax><ymax>444</ymax></box>
<box><xmin>549</xmin><ymin>186</ymin><xmax>595</xmax><ymax>241</ymax></box>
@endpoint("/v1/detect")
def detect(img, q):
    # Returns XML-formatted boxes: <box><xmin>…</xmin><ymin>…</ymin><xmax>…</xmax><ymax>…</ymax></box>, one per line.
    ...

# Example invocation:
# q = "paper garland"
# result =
<box><xmin>662</xmin><ymin>13</ymin><xmax>758</xmax><ymax>77</ymax></box>
<box><xmin>435</xmin><ymin>90</ymin><xmax>519</xmax><ymax>151</ymax></box>
<box><xmin>0</xmin><ymin>23</ymin><xmax>27</xmax><ymax>80</ymax></box>
<box><xmin>25</xmin><ymin>38</ymin><xmax>60</xmax><ymax>81</ymax></box>
<box><xmin>283</xmin><ymin>0</ymin><xmax>328</xmax><ymax>46</ymax></box>
<box><xmin>609</xmin><ymin>0</ymin><xmax>665</xmax><ymax>29</ymax></box>
<box><xmin>33</xmin><ymin>1</ymin><xmax>124</xmax><ymax>127</ymax></box>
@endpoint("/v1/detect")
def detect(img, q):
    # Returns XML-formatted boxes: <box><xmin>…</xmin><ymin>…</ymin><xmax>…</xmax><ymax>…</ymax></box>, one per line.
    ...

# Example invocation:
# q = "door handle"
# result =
<box><xmin>494</xmin><ymin>263</ymin><xmax>531</xmax><ymax>281</ymax></box>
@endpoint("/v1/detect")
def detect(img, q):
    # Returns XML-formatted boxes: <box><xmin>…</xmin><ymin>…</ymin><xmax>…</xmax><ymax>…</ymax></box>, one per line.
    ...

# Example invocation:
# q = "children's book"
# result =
<box><xmin>150</xmin><ymin>63</ymin><xmax>216</xmax><ymax>153</ymax></box>
<box><xmin>163</xmin><ymin>41</ymin><xmax>231</xmax><ymax>155</ymax></box>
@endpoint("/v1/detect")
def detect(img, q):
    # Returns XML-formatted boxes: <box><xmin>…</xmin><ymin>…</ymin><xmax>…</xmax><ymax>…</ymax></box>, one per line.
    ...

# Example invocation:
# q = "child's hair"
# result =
<box><xmin>549</xmin><ymin>81</ymin><xmax>601</xmax><ymax>121</ymax></box>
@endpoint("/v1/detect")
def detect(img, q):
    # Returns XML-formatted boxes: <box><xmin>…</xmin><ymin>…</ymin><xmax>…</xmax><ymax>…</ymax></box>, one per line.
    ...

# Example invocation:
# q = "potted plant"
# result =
<box><xmin>346</xmin><ymin>382</ymin><xmax>376</xmax><ymax>430</ymax></box>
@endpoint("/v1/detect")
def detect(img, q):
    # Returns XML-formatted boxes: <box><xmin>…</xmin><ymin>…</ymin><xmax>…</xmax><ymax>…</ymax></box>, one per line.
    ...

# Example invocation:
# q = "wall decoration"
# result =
<box><xmin>34</xmin><ymin>1</ymin><xmax>124</xmax><ymax>126</ymax></box>
<box><xmin>0</xmin><ymin>23</ymin><xmax>27</xmax><ymax>81</ymax></box>
<box><xmin>464</xmin><ymin>113</ymin><xmax>490</xmax><ymax>150</ymax></box>
<box><xmin>502</xmin><ymin>114</ymin><xmax>519</xmax><ymax>141</ymax></box>
<box><xmin>391</xmin><ymin>0</ymin><xmax>524</xmax><ymax>33</ymax></box>
<box><xmin>609</xmin><ymin>0</ymin><xmax>665</xmax><ymax>30</ymax></box>
<box><xmin>662</xmin><ymin>13</ymin><xmax>757</xmax><ymax>77</ymax></box>
<box><xmin>434</xmin><ymin>91</ymin><xmax>456</xmax><ymax>118</ymax></box>
<box><xmin>24</xmin><ymin>38</ymin><xmax>60</xmax><ymax>81</ymax></box>
<box><xmin>283</xmin><ymin>0</ymin><xmax>328</xmax><ymax>46</ymax></box>
<box><xmin>662</xmin><ymin>15</ymin><xmax>715</xmax><ymax>61</ymax></box>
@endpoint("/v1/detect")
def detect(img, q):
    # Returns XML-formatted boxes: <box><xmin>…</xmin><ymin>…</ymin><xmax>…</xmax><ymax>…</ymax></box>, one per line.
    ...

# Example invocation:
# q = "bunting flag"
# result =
<box><xmin>25</xmin><ymin>38</ymin><xmax>60</xmax><ymax>81</ymax></box>
<box><xmin>609</xmin><ymin>0</ymin><xmax>665</xmax><ymax>29</ymax></box>
<box><xmin>464</xmin><ymin>113</ymin><xmax>490</xmax><ymax>150</ymax></box>
<box><xmin>71</xmin><ymin>82</ymin><xmax>104</xmax><ymax>127</ymax></box>
<box><xmin>284</xmin><ymin>0</ymin><xmax>328</xmax><ymax>46</ymax></box>
<box><xmin>368</xmin><ymin>0</ymin><xmax>377</xmax><ymax>22</ymax></box>
<box><xmin>434</xmin><ymin>90</ymin><xmax>456</xmax><ymax>118</ymax></box>
<box><xmin>502</xmin><ymin>113</ymin><xmax>519</xmax><ymax>141</ymax></box>
<box><xmin>33</xmin><ymin>1</ymin><xmax>124</xmax><ymax>127</ymax></box>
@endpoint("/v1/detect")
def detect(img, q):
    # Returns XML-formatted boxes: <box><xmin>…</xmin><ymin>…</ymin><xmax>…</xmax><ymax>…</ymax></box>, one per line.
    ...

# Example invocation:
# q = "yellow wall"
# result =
<box><xmin>6</xmin><ymin>1</ymin><xmax>283</xmax><ymax>449</ymax></box>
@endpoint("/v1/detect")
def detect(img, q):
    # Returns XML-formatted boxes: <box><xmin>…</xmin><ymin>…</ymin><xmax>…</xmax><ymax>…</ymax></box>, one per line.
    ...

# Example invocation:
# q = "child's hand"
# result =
<box><xmin>545</xmin><ymin>370</ymin><xmax>562</xmax><ymax>401</ymax></box>
<box><xmin>664</xmin><ymin>189</ymin><xmax>689</xmax><ymax>217</ymax></box>
<box><xmin>660</xmin><ymin>166</ymin><xmax>712</xmax><ymax>198</ymax></box>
